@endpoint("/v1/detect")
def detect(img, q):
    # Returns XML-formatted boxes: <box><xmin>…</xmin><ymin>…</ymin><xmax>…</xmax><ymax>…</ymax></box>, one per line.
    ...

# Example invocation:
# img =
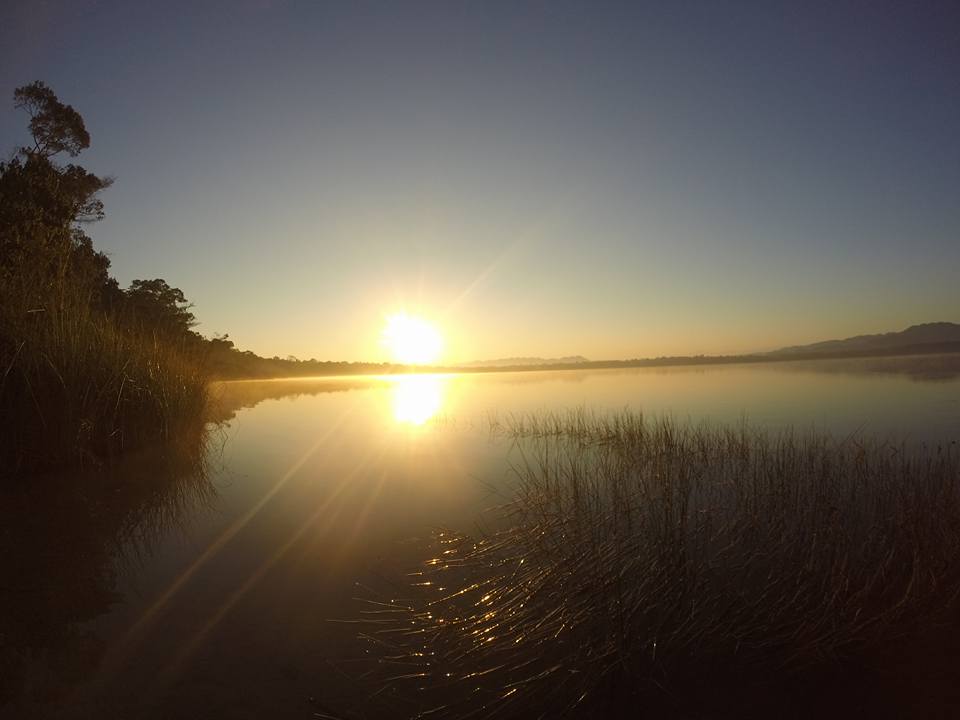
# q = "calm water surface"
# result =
<box><xmin>3</xmin><ymin>355</ymin><xmax>959</xmax><ymax>718</ymax></box>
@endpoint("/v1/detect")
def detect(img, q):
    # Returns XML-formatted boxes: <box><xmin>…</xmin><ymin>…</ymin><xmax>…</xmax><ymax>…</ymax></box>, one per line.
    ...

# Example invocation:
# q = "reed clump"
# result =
<box><xmin>0</xmin><ymin>293</ymin><xmax>210</xmax><ymax>474</ymax></box>
<box><xmin>363</xmin><ymin>410</ymin><xmax>960</xmax><ymax>718</ymax></box>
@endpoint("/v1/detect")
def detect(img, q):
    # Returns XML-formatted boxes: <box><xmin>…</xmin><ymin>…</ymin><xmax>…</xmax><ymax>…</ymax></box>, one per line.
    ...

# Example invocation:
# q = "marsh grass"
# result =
<box><xmin>0</xmin><ymin>289</ymin><xmax>209</xmax><ymax>474</ymax></box>
<box><xmin>360</xmin><ymin>410</ymin><xmax>960</xmax><ymax>718</ymax></box>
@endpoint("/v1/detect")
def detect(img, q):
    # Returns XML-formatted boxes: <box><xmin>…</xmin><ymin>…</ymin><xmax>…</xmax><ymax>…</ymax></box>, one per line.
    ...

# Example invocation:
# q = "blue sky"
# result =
<box><xmin>2</xmin><ymin>1</ymin><xmax>958</xmax><ymax>361</ymax></box>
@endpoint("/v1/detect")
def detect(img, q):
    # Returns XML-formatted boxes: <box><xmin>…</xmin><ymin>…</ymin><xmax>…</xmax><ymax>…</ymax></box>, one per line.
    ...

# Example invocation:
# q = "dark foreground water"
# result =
<box><xmin>2</xmin><ymin>355</ymin><xmax>959</xmax><ymax>718</ymax></box>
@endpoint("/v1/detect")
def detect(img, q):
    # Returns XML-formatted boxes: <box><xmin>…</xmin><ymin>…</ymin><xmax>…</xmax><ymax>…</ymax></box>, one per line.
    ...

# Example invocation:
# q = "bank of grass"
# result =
<box><xmin>362</xmin><ymin>410</ymin><xmax>960</xmax><ymax>718</ymax></box>
<box><xmin>0</xmin><ymin>296</ymin><xmax>209</xmax><ymax>474</ymax></box>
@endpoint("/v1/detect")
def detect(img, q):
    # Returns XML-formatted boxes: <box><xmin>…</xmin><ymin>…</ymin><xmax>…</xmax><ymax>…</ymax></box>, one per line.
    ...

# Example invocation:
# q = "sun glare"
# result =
<box><xmin>382</xmin><ymin>313</ymin><xmax>443</xmax><ymax>365</ymax></box>
<box><xmin>391</xmin><ymin>375</ymin><xmax>445</xmax><ymax>425</ymax></box>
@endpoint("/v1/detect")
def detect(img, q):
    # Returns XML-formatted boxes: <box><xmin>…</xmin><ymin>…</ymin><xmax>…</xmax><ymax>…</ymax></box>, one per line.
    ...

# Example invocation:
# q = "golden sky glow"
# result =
<box><xmin>13</xmin><ymin>4</ymin><xmax>955</xmax><ymax>364</ymax></box>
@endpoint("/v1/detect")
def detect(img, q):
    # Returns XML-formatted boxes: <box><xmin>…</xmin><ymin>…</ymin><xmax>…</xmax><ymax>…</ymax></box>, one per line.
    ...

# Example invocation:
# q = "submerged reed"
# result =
<box><xmin>361</xmin><ymin>410</ymin><xmax>960</xmax><ymax>718</ymax></box>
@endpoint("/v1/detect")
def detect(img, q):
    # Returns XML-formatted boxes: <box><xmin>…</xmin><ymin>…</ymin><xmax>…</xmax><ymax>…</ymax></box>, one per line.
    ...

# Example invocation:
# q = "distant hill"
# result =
<box><xmin>460</xmin><ymin>355</ymin><xmax>590</xmax><ymax>368</ymax></box>
<box><xmin>770</xmin><ymin>323</ymin><xmax>960</xmax><ymax>357</ymax></box>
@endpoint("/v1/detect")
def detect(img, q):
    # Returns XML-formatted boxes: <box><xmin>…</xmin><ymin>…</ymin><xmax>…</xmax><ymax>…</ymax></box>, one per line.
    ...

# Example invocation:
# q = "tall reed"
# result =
<box><xmin>361</xmin><ymin>410</ymin><xmax>960</xmax><ymax>718</ymax></box>
<box><xmin>0</xmin><ymin>284</ymin><xmax>209</xmax><ymax>475</ymax></box>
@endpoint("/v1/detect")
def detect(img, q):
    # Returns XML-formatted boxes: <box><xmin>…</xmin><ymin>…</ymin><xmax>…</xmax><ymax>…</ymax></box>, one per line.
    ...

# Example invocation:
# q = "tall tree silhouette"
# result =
<box><xmin>0</xmin><ymin>82</ymin><xmax>209</xmax><ymax>472</ymax></box>
<box><xmin>0</xmin><ymin>82</ymin><xmax>114</xmax><ymax>311</ymax></box>
<box><xmin>14</xmin><ymin>80</ymin><xmax>91</xmax><ymax>158</ymax></box>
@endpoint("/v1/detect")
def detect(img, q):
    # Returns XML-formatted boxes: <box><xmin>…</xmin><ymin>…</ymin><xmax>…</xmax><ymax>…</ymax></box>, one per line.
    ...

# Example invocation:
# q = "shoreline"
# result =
<box><xmin>211</xmin><ymin>344</ymin><xmax>960</xmax><ymax>382</ymax></box>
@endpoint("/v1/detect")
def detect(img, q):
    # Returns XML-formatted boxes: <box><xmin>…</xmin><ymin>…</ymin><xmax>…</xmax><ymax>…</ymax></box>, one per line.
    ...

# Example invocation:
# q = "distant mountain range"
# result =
<box><xmin>770</xmin><ymin>322</ymin><xmax>960</xmax><ymax>357</ymax></box>
<box><xmin>451</xmin><ymin>323</ymin><xmax>960</xmax><ymax>375</ymax></box>
<box><xmin>461</xmin><ymin>355</ymin><xmax>590</xmax><ymax>368</ymax></box>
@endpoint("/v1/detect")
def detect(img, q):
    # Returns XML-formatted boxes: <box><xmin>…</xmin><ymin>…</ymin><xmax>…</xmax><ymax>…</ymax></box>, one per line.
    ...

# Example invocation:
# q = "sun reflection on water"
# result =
<box><xmin>390</xmin><ymin>374</ymin><xmax>446</xmax><ymax>425</ymax></box>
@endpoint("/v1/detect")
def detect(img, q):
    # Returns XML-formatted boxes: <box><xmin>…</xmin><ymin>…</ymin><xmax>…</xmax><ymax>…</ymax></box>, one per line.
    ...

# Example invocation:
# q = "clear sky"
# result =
<box><xmin>2</xmin><ymin>1</ymin><xmax>958</xmax><ymax>362</ymax></box>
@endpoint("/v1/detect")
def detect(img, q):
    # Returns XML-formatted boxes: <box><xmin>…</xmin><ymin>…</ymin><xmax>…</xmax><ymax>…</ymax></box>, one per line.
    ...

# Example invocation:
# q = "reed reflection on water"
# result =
<box><xmin>0</xmin><ymin>436</ymin><xmax>216</xmax><ymax>711</ymax></box>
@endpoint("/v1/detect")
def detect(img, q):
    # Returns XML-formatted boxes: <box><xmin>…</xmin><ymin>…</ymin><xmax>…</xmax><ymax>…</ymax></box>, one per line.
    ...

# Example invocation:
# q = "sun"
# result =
<box><xmin>382</xmin><ymin>313</ymin><xmax>444</xmax><ymax>365</ymax></box>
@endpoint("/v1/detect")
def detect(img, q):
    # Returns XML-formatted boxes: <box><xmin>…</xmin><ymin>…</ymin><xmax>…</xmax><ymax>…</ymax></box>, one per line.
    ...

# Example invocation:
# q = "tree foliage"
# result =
<box><xmin>0</xmin><ymin>82</ymin><xmax>199</xmax><ymax>335</ymax></box>
<box><xmin>0</xmin><ymin>82</ymin><xmax>115</xmax><ymax>318</ymax></box>
<box><xmin>124</xmin><ymin>278</ymin><xmax>197</xmax><ymax>337</ymax></box>
<box><xmin>13</xmin><ymin>80</ymin><xmax>91</xmax><ymax>158</ymax></box>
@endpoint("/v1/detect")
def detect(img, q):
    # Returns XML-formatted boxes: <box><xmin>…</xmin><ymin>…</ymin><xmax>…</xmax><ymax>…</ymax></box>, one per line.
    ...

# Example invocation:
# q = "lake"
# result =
<box><xmin>3</xmin><ymin>354</ymin><xmax>959</xmax><ymax>719</ymax></box>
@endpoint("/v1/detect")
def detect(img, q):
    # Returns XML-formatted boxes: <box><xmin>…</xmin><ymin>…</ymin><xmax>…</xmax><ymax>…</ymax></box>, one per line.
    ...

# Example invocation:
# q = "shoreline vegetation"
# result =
<box><xmin>208</xmin><ymin>335</ymin><xmax>960</xmax><ymax>381</ymax></box>
<box><xmin>210</xmin><ymin>321</ymin><xmax>960</xmax><ymax>379</ymax></box>
<box><xmin>358</xmin><ymin>410</ymin><xmax>960</xmax><ymax>719</ymax></box>
<box><xmin>0</xmin><ymin>83</ymin><xmax>212</xmax><ymax>474</ymax></box>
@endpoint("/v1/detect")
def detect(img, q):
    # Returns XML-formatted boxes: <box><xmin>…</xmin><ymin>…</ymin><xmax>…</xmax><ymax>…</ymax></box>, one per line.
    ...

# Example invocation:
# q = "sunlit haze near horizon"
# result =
<box><xmin>2</xmin><ymin>1</ymin><xmax>957</xmax><ymax>363</ymax></box>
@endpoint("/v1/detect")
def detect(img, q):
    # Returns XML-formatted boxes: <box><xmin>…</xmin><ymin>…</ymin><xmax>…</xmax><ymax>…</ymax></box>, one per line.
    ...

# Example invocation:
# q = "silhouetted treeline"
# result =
<box><xmin>204</xmin><ymin>335</ymin><xmax>399</xmax><ymax>379</ymax></box>
<box><xmin>203</xmin><ymin>344</ymin><xmax>960</xmax><ymax>385</ymax></box>
<box><xmin>207</xmin><ymin>340</ymin><xmax>960</xmax><ymax>383</ymax></box>
<box><xmin>0</xmin><ymin>82</ymin><xmax>210</xmax><ymax>474</ymax></box>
